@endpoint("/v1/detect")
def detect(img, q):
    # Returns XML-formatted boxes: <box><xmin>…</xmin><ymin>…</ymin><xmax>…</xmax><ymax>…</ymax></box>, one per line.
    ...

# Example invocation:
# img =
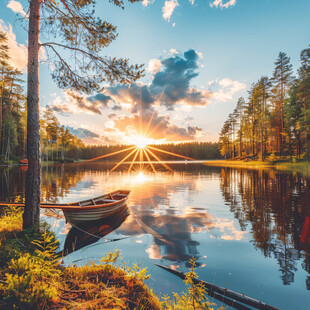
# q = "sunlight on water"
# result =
<box><xmin>0</xmin><ymin>162</ymin><xmax>310</xmax><ymax>310</ymax></box>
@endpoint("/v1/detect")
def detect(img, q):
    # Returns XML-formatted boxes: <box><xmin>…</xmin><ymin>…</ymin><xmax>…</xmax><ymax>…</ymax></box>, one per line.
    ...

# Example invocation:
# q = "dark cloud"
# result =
<box><xmin>49</xmin><ymin>50</ymin><xmax>212</xmax><ymax>117</ymax></box>
<box><xmin>98</xmin><ymin>49</ymin><xmax>213</xmax><ymax>113</ymax></box>
<box><xmin>87</xmin><ymin>93</ymin><xmax>112</xmax><ymax>107</ymax></box>
<box><xmin>112</xmin><ymin>105</ymin><xmax>122</xmax><ymax>111</ymax></box>
<box><xmin>108</xmin><ymin>113</ymin><xmax>117</xmax><ymax>119</ymax></box>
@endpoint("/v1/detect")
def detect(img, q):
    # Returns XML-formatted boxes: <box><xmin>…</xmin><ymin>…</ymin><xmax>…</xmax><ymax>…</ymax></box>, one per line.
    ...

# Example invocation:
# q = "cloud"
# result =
<box><xmin>102</xmin><ymin>49</ymin><xmax>212</xmax><ymax>113</ymax></box>
<box><xmin>106</xmin><ymin>82</ymin><xmax>155</xmax><ymax>113</ymax></box>
<box><xmin>87</xmin><ymin>93</ymin><xmax>112</xmax><ymax>107</ymax></box>
<box><xmin>0</xmin><ymin>20</ymin><xmax>27</xmax><ymax>71</ymax></box>
<box><xmin>0</xmin><ymin>20</ymin><xmax>46</xmax><ymax>72</ymax></box>
<box><xmin>48</xmin><ymin>91</ymin><xmax>112</xmax><ymax>115</ymax></box>
<box><xmin>170</xmin><ymin>48</ymin><xmax>179</xmax><ymax>55</ymax></box>
<box><xmin>210</xmin><ymin>0</ymin><xmax>236</xmax><ymax>9</ymax></box>
<box><xmin>66</xmin><ymin>49</ymin><xmax>247</xmax><ymax>117</ymax></box>
<box><xmin>147</xmin><ymin>59</ymin><xmax>162</xmax><ymax>75</ymax></box>
<box><xmin>48</xmin><ymin>49</ymin><xmax>246</xmax><ymax>145</ymax></box>
<box><xmin>110</xmin><ymin>110</ymin><xmax>203</xmax><ymax>142</ymax></box>
<box><xmin>7</xmin><ymin>0</ymin><xmax>26</xmax><ymax>17</ymax></box>
<box><xmin>162</xmin><ymin>0</ymin><xmax>179</xmax><ymax>21</ymax></box>
<box><xmin>141</xmin><ymin>0</ymin><xmax>153</xmax><ymax>7</ymax></box>
<box><xmin>209</xmin><ymin>78</ymin><xmax>246</xmax><ymax>102</ymax></box>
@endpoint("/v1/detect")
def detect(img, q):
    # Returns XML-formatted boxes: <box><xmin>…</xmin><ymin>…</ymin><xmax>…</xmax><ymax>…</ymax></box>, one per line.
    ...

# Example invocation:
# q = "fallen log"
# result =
<box><xmin>155</xmin><ymin>263</ymin><xmax>279</xmax><ymax>310</ymax></box>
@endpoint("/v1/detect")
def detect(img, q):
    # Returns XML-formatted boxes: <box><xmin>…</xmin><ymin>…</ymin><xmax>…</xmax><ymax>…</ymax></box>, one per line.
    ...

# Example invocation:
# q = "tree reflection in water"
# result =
<box><xmin>1</xmin><ymin>163</ymin><xmax>310</xmax><ymax>290</ymax></box>
<box><xmin>219</xmin><ymin>167</ymin><xmax>310</xmax><ymax>289</ymax></box>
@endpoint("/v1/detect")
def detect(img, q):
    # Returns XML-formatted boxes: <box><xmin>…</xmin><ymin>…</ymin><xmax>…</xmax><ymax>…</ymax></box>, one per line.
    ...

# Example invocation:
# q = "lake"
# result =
<box><xmin>0</xmin><ymin>162</ymin><xmax>310</xmax><ymax>309</ymax></box>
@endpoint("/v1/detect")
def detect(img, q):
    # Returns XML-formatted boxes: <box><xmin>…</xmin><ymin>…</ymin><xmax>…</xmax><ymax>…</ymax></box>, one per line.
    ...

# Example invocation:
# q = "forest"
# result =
<box><xmin>219</xmin><ymin>46</ymin><xmax>310</xmax><ymax>161</ymax></box>
<box><xmin>0</xmin><ymin>29</ymin><xmax>220</xmax><ymax>164</ymax></box>
<box><xmin>0</xmin><ymin>32</ymin><xmax>84</xmax><ymax>164</ymax></box>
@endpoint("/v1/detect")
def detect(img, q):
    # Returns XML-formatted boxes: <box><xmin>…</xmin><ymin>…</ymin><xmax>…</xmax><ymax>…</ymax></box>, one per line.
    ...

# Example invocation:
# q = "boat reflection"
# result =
<box><xmin>61</xmin><ymin>205</ymin><xmax>130</xmax><ymax>256</ymax></box>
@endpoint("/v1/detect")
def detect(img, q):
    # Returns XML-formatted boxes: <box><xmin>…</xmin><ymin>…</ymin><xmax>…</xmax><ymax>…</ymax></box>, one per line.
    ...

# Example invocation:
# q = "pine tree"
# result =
<box><xmin>297</xmin><ymin>46</ymin><xmax>310</xmax><ymax>159</ymax></box>
<box><xmin>0</xmin><ymin>32</ymin><xmax>10</xmax><ymax>155</ymax></box>
<box><xmin>23</xmin><ymin>0</ymin><xmax>144</xmax><ymax>229</ymax></box>
<box><xmin>271</xmin><ymin>52</ymin><xmax>294</xmax><ymax>155</ymax></box>
<box><xmin>256</xmin><ymin>76</ymin><xmax>271</xmax><ymax>160</ymax></box>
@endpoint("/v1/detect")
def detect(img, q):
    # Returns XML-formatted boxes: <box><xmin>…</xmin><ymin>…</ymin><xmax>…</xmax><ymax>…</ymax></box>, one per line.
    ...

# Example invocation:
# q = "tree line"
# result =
<box><xmin>219</xmin><ymin>46</ymin><xmax>310</xmax><ymax>161</ymax></box>
<box><xmin>0</xmin><ymin>32</ymin><xmax>26</xmax><ymax>163</ymax></box>
<box><xmin>0</xmin><ymin>32</ymin><xmax>85</xmax><ymax>164</ymax></box>
<box><xmin>81</xmin><ymin>142</ymin><xmax>221</xmax><ymax>161</ymax></box>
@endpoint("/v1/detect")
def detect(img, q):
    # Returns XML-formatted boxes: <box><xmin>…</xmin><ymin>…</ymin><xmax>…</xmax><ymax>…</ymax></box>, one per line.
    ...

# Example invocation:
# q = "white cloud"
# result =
<box><xmin>7</xmin><ymin>0</ymin><xmax>26</xmax><ymax>17</ymax></box>
<box><xmin>210</xmin><ymin>78</ymin><xmax>246</xmax><ymax>102</ymax></box>
<box><xmin>197</xmin><ymin>51</ymin><xmax>203</xmax><ymax>59</ymax></box>
<box><xmin>0</xmin><ymin>20</ymin><xmax>46</xmax><ymax>72</ymax></box>
<box><xmin>221</xmin><ymin>0</ymin><xmax>236</xmax><ymax>8</ymax></box>
<box><xmin>172</xmin><ymin>23</ymin><xmax>176</xmax><ymax>27</ymax></box>
<box><xmin>147</xmin><ymin>59</ymin><xmax>162</xmax><ymax>74</ymax></box>
<box><xmin>141</xmin><ymin>0</ymin><xmax>153</xmax><ymax>7</ymax></box>
<box><xmin>210</xmin><ymin>0</ymin><xmax>236</xmax><ymax>9</ymax></box>
<box><xmin>189</xmin><ymin>0</ymin><xmax>195</xmax><ymax>4</ymax></box>
<box><xmin>0</xmin><ymin>20</ymin><xmax>27</xmax><ymax>71</ymax></box>
<box><xmin>162</xmin><ymin>0</ymin><xmax>179</xmax><ymax>21</ymax></box>
<box><xmin>169</xmin><ymin>48</ymin><xmax>178</xmax><ymax>55</ymax></box>
<box><xmin>48</xmin><ymin>91</ymin><xmax>105</xmax><ymax>115</ymax></box>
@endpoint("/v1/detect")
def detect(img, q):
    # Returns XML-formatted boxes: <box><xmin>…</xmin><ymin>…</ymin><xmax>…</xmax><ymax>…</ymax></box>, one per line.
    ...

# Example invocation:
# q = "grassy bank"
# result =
<box><xmin>203</xmin><ymin>159</ymin><xmax>310</xmax><ymax>170</ymax></box>
<box><xmin>0</xmin><ymin>204</ymin><xmax>218</xmax><ymax>310</ymax></box>
<box><xmin>0</xmin><ymin>205</ymin><xmax>161</xmax><ymax>309</ymax></box>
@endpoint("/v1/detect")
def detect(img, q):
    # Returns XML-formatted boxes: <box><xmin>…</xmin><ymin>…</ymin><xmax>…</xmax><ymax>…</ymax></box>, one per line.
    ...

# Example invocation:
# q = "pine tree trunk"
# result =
<box><xmin>0</xmin><ymin>72</ymin><xmax>4</xmax><ymax>155</ymax></box>
<box><xmin>23</xmin><ymin>0</ymin><xmax>41</xmax><ymax>229</ymax></box>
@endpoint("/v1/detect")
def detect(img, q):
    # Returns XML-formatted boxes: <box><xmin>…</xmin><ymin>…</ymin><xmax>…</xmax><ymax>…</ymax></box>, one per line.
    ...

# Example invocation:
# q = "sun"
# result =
<box><xmin>84</xmin><ymin>111</ymin><xmax>195</xmax><ymax>172</ymax></box>
<box><xmin>129</xmin><ymin>135</ymin><xmax>150</xmax><ymax>149</ymax></box>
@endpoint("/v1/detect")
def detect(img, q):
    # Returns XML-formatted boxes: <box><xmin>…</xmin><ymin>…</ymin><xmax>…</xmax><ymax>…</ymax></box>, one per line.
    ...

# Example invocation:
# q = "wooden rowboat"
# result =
<box><xmin>0</xmin><ymin>190</ymin><xmax>131</xmax><ymax>226</ymax></box>
<box><xmin>61</xmin><ymin>205</ymin><xmax>130</xmax><ymax>256</ymax></box>
<box><xmin>62</xmin><ymin>190</ymin><xmax>131</xmax><ymax>225</ymax></box>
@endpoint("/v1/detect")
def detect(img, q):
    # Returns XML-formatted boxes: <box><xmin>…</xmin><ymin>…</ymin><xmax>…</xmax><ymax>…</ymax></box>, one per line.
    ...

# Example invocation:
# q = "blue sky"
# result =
<box><xmin>1</xmin><ymin>0</ymin><xmax>310</xmax><ymax>144</ymax></box>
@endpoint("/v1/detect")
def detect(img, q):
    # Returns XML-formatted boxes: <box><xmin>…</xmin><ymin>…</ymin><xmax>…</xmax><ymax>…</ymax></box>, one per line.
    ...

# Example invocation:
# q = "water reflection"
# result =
<box><xmin>1</xmin><ymin>162</ymin><xmax>310</xmax><ymax>306</ymax></box>
<box><xmin>121</xmin><ymin>207</ymin><xmax>213</xmax><ymax>266</ymax></box>
<box><xmin>220</xmin><ymin>167</ymin><xmax>310</xmax><ymax>289</ymax></box>
<box><xmin>61</xmin><ymin>205</ymin><xmax>130</xmax><ymax>256</ymax></box>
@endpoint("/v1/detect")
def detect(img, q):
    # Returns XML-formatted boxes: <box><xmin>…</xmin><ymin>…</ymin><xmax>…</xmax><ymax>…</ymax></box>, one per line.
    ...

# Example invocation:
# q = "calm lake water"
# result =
<box><xmin>1</xmin><ymin>162</ymin><xmax>310</xmax><ymax>309</ymax></box>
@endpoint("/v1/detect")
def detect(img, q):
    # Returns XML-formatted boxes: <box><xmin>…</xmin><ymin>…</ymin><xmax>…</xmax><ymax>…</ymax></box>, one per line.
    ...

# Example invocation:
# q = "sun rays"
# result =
<box><xmin>85</xmin><ymin>111</ymin><xmax>195</xmax><ymax>172</ymax></box>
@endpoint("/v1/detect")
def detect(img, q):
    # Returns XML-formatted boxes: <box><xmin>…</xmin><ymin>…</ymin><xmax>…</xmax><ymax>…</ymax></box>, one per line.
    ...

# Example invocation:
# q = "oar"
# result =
<box><xmin>155</xmin><ymin>263</ymin><xmax>279</xmax><ymax>310</ymax></box>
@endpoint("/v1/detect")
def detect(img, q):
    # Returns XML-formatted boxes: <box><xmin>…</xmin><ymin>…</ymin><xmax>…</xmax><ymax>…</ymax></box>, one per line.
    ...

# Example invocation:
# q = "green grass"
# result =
<box><xmin>203</xmin><ymin>159</ymin><xmax>310</xmax><ymax>169</ymax></box>
<box><xmin>0</xmin><ymin>206</ymin><xmax>161</xmax><ymax>310</ymax></box>
<box><xmin>0</xmin><ymin>205</ymin><xmax>219</xmax><ymax>310</ymax></box>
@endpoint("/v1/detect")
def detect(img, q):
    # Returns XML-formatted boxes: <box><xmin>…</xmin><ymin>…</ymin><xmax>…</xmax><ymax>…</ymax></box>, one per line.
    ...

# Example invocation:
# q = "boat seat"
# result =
<box><xmin>79</xmin><ymin>201</ymin><xmax>93</xmax><ymax>206</ymax></box>
<box><xmin>102</xmin><ymin>199</ymin><xmax>116</xmax><ymax>203</ymax></box>
<box><xmin>116</xmin><ymin>194</ymin><xmax>127</xmax><ymax>197</ymax></box>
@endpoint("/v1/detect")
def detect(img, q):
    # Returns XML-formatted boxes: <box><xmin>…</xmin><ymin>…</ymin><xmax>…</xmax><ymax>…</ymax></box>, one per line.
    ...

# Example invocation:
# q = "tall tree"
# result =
<box><xmin>271</xmin><ymin>52</ymin><xmax>294</xmax><ymax>155</ymax></box>
<box><xmin>298</xmin><ymin>46</ymin><xmax>310</xmax><ymax>160</ymax></box>
<box><xmin>0</xmin><ymin>32</ymin><xmax>10</xmax><ymax>155</ymax></box>
<box><xmin>256</xmin><ymin>76</ymin><xmax>271</xmax><ymax>160</ymax></box>
<box><xmin>23</xmin><ymin>0</ymin><xmax>143</xmax><ymax>229</ymax></box>
<box><xmin>233</xmin><ymin>97</ymin><xmax>245</xmax><ymax>157</ymax></box>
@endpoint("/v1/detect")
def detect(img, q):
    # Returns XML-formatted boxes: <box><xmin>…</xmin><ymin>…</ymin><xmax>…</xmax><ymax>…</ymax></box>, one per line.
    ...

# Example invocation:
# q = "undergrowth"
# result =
<box><xmin>0</xmin><ymin>203</ymin><xmax>220</xmax><ymax>310</ymax></box>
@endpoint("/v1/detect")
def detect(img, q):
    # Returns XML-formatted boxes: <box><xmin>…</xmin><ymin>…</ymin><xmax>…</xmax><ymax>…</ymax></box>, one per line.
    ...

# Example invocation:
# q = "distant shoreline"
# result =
<box><xmin>202</xmin><ymin>159</ymin><xmax>310</xmax><ymax>170</ymax></box>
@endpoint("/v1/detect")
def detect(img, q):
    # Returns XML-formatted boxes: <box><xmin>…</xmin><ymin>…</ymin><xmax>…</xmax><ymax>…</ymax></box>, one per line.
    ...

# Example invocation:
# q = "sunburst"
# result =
<box><xmin>84</xmin><ymin>111</ymin><xmax>195</xmax><ymax>172</ymax></box>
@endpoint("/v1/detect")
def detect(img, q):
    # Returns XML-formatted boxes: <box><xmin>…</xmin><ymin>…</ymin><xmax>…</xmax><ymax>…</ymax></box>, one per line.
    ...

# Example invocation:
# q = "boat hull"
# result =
<box><xmin>63</xmin><ymin>199</ymin><xmax>128</xmax><ymax>226</ymax></box>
